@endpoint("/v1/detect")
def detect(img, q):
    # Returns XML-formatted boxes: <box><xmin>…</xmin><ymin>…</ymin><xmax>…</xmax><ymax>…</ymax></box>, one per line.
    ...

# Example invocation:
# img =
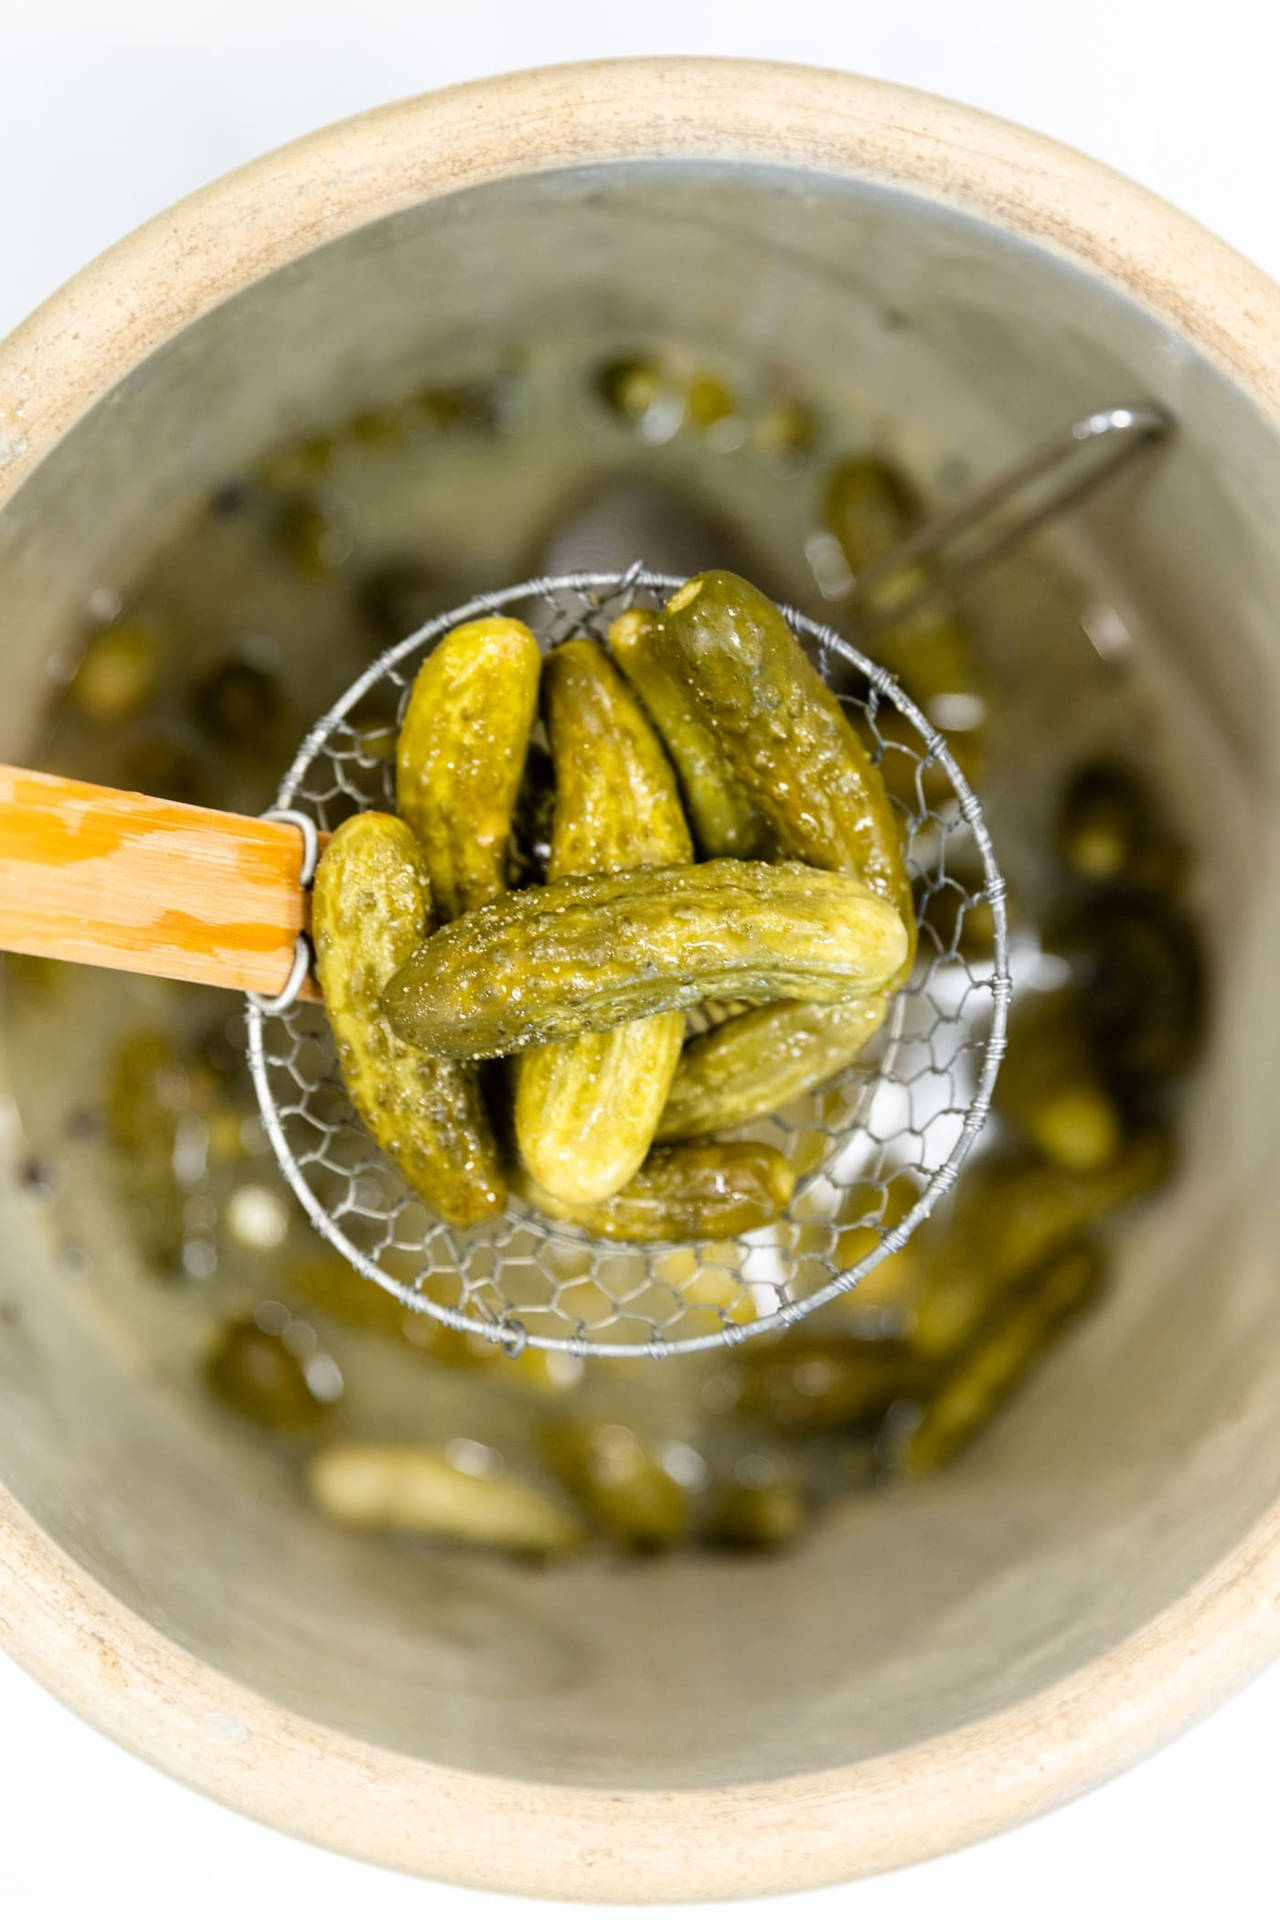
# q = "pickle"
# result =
<box><xmin>607</xmin><ymin>607</ymin><xmax>767</xmax><ymax>858</ymax></box>
<box><xmin>70</xmin><ymin>619</ymin><xmax>161</xmax><ymax>722</ymax></box>
<box><xmin>824</xmin><ymin>458</ymin><xmax>986</xmax><ymax>795</ymax></box>
<box><xmin>312</xmin><ymin>812</ymin><xmax>505</xmax><ymax>1225</ymax></box>
<box><xmin>885</xmin><ymin>1240</ymin><xmax>1106</xmax><ymax>1474</ymax></box>
<box><xmin>658</xmin><ymin>993</ymin><xmax>889</xmax><ymax>1140</ymax></box>
<box><xmin>191</xmin><ymin>656</ymin><xmax>283</xmax><ymax>750</ymax></box>
<box><xmin>1046</xmin><ymin>890</ymin><xmax>1205</xmax><ymax>1090</ymax></box>
<box><xmin>516</xmin><ymin>640</ymin><xmax>691</xmax><ymax>1205</ymax></box>
<box><xmin>909</xmin><ymin>1133</ymin><xmax>1170</xmax><ymax>1360</ymax></box>
<box><xmin>512</xmin><ymin>1140</ymin><xmax>795</xmax><ymax>1242</ymax></box>
<box><xmin>706</xmin><ymin>1462</ymin><xmax>806</xmax><ymax>1551</ymax></box>
<box><xmin>385</xmin><ymin>859</ymin><xmax>908</xmax><ymax>1060</ymax></box>
<box><xmin>995</xmin><ymin>988</ymin><xmax>1125</xmax><ymax>1173</ymax></box>
<box><xmin>396</xmin><ymin>616</ymin><xmax>541</xmax><ymax>921</ymax></box>
<box><xmin>308</xmin><ymin>1442</ymin><xmax>584</xmax><ymax>1554</ymax></box>
<box><xmin>543</xmin><ymin>1421</ymin><xmax>688</xmax><ymax>1551</ymax></box>
<box><xmin>654</xmin><ymin>570</ymin><xmax>916</xmax><ymax>975</ymax></box>
<box><xmin>1056</xmin><ymin>759</ymin><xmax>1185</xmax><ymax>891</ymax></box>
<box><xmin>728</xmin><ymin>1333</ymin><xmax>929</xmax><ymax>1432</ymax></box>
<box><xmin>207</xmin><ymin>1312</ymin><xmax>335</xmax><ymax>1432</ymax></box>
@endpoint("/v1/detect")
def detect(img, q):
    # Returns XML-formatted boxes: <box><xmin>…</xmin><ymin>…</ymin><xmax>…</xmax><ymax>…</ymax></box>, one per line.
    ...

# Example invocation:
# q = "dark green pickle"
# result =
<box><xmin>728</xmin><ymin>1334</ymin><xmax>931</xmax><ymax>1432</ymax></box>
<box><xmin>909</xmin><ymin>1134</ymin><xmax>1171</xmax><ymax>1361</ymax></box>
<box><xmin>1056</xmin><ymin>760</ymin><xmax>1186</xmax><ymax>891</ymax></box>
<box><xmin>273</xmin><ymin>494</ymin><xmax>352</xmax><ymax>572</ymax></box>
<box><xmin>996</xmin><ymin>988</ymin><xmax>1125</xmax><ymax>1173</ymax></box>
<box><xmin>206</xmin><ymin>1312</ymin><xmax>334</xmax><ymax>1432</ymax></box>
<box><xmin>1046</xmin><ymin>890</ymin><xmax>1206</xmax><ymax>1091</ymax></box>
<box><xmin>706</xmin><ymin>1463</ymin><xmax>806</xmax><ymax>1551</ymax></box>
<box><xmin>543</xmin><ymin>1421</ymin><xmax>688</xmax><ymax>1552</ymax></box>
<box><xmin>513</xmin><ymin>1140</ymin><xmax>795</xmax><ymax>1243</ymax></box>
<box><xmin>190</xmin><ymin>657</ymin><xmax>283</xmax><ymax>750</ymax></box>
<box><xmin>355</xmin><ymin>559</ymin><xmax>440</xmax><ymax>645</ymax></box>
<box><xmin>884</xmin><ymin>1240</ymin><xmax>1106</xmax><ymax>1474</ymax></box>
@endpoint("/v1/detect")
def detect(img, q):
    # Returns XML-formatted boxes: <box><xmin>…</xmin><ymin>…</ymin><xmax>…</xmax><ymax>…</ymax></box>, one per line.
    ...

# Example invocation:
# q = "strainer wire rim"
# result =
<box><xmin>245</xmin><ymin>569</ymin><xmax>1010</xmax><ymax>1359</ymax></box>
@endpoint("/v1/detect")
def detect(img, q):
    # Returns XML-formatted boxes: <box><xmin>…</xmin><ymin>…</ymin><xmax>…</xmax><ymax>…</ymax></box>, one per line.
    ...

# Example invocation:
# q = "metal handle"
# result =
<box><xmin>849</xmin><ymin>401</ymin><xmax>1174</xmax><ymax>635</ymax></box>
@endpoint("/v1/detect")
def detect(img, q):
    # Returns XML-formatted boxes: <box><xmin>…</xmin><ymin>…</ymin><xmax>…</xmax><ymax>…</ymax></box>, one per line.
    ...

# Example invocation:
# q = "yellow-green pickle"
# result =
<box><xmin>512</xmin><ymin>1140</ymin><xmax>795</xmax><ymax>1242</ymax></box>
<box><xmin>647</xmin><ymin>567</ymin><xmax>915</xmax><ymax>1125</ymax></box>
<box><xmin>207</xmin><ymin>1311</ymin><xmax>333</xmax><ymax>1432</ymax></box>
<box><xmin>396</xmin><ymin>616</ymin><xmax>542</xmax><ymax>921</ymax></box>
<box><xmin>384</xmin><ymin>858</ymin><xmax>908</xmax><ymax>1059</ymax></box>
<box><xmin>995</xmin><ymin>988</ymin><xmax>1124</xmax><ymax>1173</ymax></box>
<box><xmin>607</xmin><ymin>606</ymin><xmax>768</xmax><ymax>858</ymax></box>
<box><xmin>706</xmin><ymin>1462</ymin><xmax>806</xmax><ymax>1552</ymax></box>
<box><xmin>883</xmin><ymin>1240</ymin><xmax>1107</xmax><ymax>1474</ymax></box>
<box><xmin>823</xmin><ymin>455</ymin><xmax>987</xmax><ymax>795</ymax></box>
<box><xmin>728</xmin><ymin>1334</ymin><xmax>929</xmax><ymax>1432</ymax></box>
<box><xmin>515</xmin><ymin>639</ymin><xmax>692</xmax><ymax>1205</ymax></box>
<box><xmin>309</xmin><ymin>1442</ymin><xmax>584</xmax><ymax>1555</ymax></box>
<box><xmin>312</xmin><ymin>811</ymin><xmax>505</xmax><ymax>1224</ymax></box>
<box><xmin>658</xmin><ymin>994</ymin><xmax>890</xmax><ymax>1141</ymax></box>
<box><xmin>1056</xmin><ymin>759</ymin><xmax>1185</xmax><ymax>891</ymax></box>
<box><xmin>904</xmin><ymin>1135</ymin><xmax>1171</xmax><ymax>1361</ymax></box>
<box><xmin>655</xmin><ymin>570</ymin><xmax>917</xmax><ymax>955</ymax></box>
<box><xmin>544</xmin><ymin>1422</ymin><xmax>689</xmax><ymax>1552</ymax></box>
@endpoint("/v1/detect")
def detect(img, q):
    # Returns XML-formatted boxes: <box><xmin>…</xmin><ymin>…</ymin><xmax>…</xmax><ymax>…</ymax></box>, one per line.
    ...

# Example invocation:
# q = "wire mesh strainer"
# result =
<box><xmin>246</xmin><ymin>566</ymin><xmax>1011</xmax><ymax>1359</ymax></box>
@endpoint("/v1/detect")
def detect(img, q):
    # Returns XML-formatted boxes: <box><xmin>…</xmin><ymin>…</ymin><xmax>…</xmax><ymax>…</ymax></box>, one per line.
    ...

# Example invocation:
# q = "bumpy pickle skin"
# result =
<box><xmin>308</xmin><ymin>1443</ymin><xmax>584</xmax><ymax>1554</ymax></box>
<box><xmin>647</xmin><ymin>568</ymin><xmax>914</xmax><ymax>1123</ymax></box>
<box><xmin>396</xmin><ymin>616</ymin><xmax>541</xmax><ymax>921</ymax></box>
<box><xmin>654</xmin><ymin>570</ymin><xmax>916</xmax><ymax>970</ymax></box>
<box><xmin>886</xmin><ymin>1240</ymin><xmax>1107</xmax><ymax>1474</ymax></box>
<box><xmin>384</xmin><ymin>858</ymin><xmax>908</xmax><ymax>1060</ymax></box>
<box><xmin>516</xmin><ymin>640</ymin><xmax>691</xmax><ymax>1206</ymax></box>
<box><xmin>512</xmin><ymin>1140</ymin><xmax>795</xmax><ymax>1242</ymax></box>
<box><xmin>607</xmin><ymin>606</ymin><xmax>768</xmax><ymax>858</ymax></box>
<box><xmin>312</xmin><ymin>812</ymin><xmax>505</xmax><ymax>1225</ymax></box>
<box><xmin>658</xmin><ymin>993</ymin><xmax>890</xmax><ymax>1141</ymax></box>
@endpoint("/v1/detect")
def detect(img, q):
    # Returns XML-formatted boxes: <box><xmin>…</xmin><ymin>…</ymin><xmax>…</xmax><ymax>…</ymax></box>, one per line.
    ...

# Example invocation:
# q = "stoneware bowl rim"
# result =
<box><xmin>0</xmin><ymin>56</ymin><xmax>1278</xmax><ymax>1901</ymax></box>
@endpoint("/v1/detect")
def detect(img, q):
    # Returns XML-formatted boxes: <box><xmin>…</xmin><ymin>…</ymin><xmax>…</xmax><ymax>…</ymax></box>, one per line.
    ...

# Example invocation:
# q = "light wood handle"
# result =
<box><xmin>0</xmin><ymin>765</ymin><xmax>320</xmax><ymax>1000</ymax></box>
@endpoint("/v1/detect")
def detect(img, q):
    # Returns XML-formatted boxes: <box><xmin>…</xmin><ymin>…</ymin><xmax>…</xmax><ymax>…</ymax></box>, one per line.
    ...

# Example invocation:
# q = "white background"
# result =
<box><xmin>1</xmin><ymin>2</ymin><xmax>1278</xmax><ymax>1915</ymax></box>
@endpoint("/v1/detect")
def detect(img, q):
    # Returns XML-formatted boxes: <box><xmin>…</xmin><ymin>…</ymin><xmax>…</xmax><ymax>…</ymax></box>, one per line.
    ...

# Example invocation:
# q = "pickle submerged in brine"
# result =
<box><xmin>658</xmin><ymin>993</ymin><xmax>890</xmax><ymax>1141</ymax></box>
<box><xmin>1056</xmin><ymin>759</ymin><xmax>1185</xmax><ymax>892</ymax></box>
<box><xmin>385</xmin><ymin>859</ymin><xmax>908</xmax><ymax>1060</ymax></box>
<box><xmin>543</xmin><ymin>1421</ymin><xmax>688</xmax><ymax>1552</ymax></box>
<box><xmin>824</xmin><ymin>457</ymin><xmax>987</xmax><ymax>796</ymax></box>
<box><xmin>995</xmin><ymin>987</ymin><xmax>1125</xmax><ymax>1173</ymax></box>
<box><xmin>908</xmin><ymin>1133</ymin><xmax>1170</xmax><ymax>1361</ymax></box>
<box><xmin>513</xmin><ymin>1140</ymin><xmax>795</xmax><ymax>1242</ymax></box>
<box><xmin>396</xmin><ymin>616</ymin><xmax>541</xmax><ymax>921</ymax></box>
<box><xmin>309</xmin><ymin>1442</ymin><xmax>584</xmax><ymax>1554</ymax></box>
<box><xmin>516</xmin><ymin>639</ymin><xmax>691</xmax><ymax>1206</ymax></box>
<box><xmin>607</xmin><ymin>606</ymin><xmax>768</xmax><ymax>858</ymax></box>
<box><xmin>1046</xmin><ymin>890</ymin><xmax>1206</xmax><ymax>1092</ymax></box>
<box><xmin>312</xmin><ymin>812</ymin><xmax>505</xmax><ymax>1224</ymax></box>
<box><xmin>883</xmin><ymin>1240</ymin><xmax>1107</xmax><ymax>1474</ymax></box>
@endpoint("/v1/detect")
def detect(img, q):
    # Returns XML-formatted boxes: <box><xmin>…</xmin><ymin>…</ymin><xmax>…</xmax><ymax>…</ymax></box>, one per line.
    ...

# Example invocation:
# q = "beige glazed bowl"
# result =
<box><xmin>1</xmin><ymin>58</ymin><xmax>1280</xmax><ymax>1902</ymax></box>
